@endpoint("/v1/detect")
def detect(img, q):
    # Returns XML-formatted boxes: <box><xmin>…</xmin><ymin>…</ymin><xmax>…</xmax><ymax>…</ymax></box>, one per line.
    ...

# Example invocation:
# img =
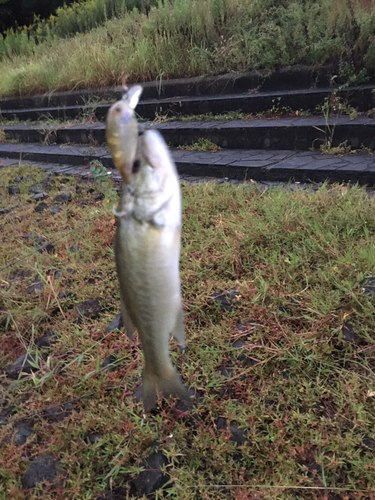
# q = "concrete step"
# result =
<box><xmin>2</xmin><ymin>116</ymin><xmax>375</xmax><ymax>151</ymax></box>
<box><xmin>1</xmin><ymin>86</ymin><xmax>374</xmax><ymax>122</ymax></box>
<box><xmin>0</xmin><ymin>65</ymin><xmax>342</xmax><ymax>110</ymax></box>
<box><xmin>1</xmin><ymin>142</ymin><xmax>375</xmax><ymax>185</ymax></box>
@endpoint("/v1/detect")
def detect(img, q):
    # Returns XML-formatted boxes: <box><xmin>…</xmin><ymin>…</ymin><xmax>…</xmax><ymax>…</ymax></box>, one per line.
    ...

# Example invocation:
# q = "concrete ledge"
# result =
<box><xmin>1</xmin><ymin>143</ymin><xmax>374</xmax><ymax>185</ymax></box>
<box><xmin>1</xmin><ymin>85</ymin><xmax>374</xmax><ymax>122</ymax></box>
<box><xmin>2</xmin><ymin>116</ymin><xmax>375</xmax><ymax>151</ymax></box>
<box><xmin>0</xmin><ymin>65</ymin><xmax>354</xmax><ymax>110</ymax></box>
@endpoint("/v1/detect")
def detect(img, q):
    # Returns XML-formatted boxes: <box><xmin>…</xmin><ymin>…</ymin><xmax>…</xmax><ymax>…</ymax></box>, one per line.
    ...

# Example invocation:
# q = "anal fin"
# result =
<box><xmin>171</xmin><ymin>307</ymin><xmax>185</xmax><ymax>348</ymax></box>
<box><xmin>120</xmin><ymin>302</ymin><xmax>136</xmax><ymax>341</ymax></box>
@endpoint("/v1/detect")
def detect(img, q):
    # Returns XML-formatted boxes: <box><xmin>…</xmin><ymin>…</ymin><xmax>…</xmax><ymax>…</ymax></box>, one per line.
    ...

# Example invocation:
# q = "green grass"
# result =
<box><xmin>153</xmin><ymin>107</ymin><xmax>313</xmax><ymax>124</ymax></box>
<box><xmin>0</xmin><ymin>0</ymin><xmax>155</xmax><ymax>62</ymax></box>
<box><xmin>0</xmin><ymin>0</ymin><xmax>374</xmax><ymax>97</ymax></box>
<box><xmin>179</xmin><ymin>138</ymin><xmax>222</xmax><ymax>152</ymax></box>
<box><xmin>1</xmin><ymin>166</ymin><xmax>375</xmax><ymax>498</ymax></box>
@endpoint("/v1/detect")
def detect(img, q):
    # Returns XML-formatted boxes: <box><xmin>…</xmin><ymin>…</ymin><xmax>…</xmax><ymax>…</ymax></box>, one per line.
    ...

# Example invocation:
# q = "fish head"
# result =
<box><xmin>106</xmin><ymin>85</ymin><xmax>143</xmax><ymax>184</ymax></box>
<box><xmin>133</xmin><ymin>130</ymin><xmax>179</xmax><ymax>193</ymax></box>
<box><xmin>130</xmin><ymin>130</ymin><xmax>181</xmax><ymax>225</ymax></box>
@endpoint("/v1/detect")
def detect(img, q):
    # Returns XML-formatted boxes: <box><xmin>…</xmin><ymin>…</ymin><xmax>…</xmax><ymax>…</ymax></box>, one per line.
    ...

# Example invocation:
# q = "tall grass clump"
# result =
<box><xmin>51</xmin><ymin>0</ymin><xmax>155</xmax><ymax>38</ymax></box>
<box><xmin>0</xmin><ymin>0</ymin><xmax>156</xmax><ymax>61</ymax></box>
<box><xmin>0</xmin><ymin>0</ymin><xmax>374</xmax><ymax>97</ymax></box>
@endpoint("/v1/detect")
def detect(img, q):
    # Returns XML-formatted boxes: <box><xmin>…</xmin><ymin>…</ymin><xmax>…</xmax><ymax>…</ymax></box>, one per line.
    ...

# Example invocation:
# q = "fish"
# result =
<box><xmin>106</xmin><ymin>85</ymin><xmax>192</xmax><ymax>411</ymax></box>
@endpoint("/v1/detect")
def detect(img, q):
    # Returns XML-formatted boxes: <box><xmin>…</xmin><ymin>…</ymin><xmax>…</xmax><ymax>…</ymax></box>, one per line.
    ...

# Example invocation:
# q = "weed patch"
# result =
<box><xmin>179</xmin><ymin>138</ymin><xmax>221</xmax><ymax>152</ymax></box>
<box><xmin>153</xmin><ymin>107</ymin><xmax>311</xmax><ymax>125</ymax></box>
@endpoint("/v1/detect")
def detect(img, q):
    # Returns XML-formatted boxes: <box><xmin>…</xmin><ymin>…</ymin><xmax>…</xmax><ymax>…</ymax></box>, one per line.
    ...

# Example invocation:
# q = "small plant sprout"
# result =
<box><xmin>90</xmin><ymin>160</ymin><xmax>110</xmax><ymax>182</ymax></box>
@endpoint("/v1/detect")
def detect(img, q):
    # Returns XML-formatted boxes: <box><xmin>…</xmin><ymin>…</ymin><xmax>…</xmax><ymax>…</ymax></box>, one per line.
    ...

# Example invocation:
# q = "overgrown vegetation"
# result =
<box><xmin>1</xmin><ymin>166</ymin><xmax>375</xmax><ymax>498</ymax></box>
<box><xmin>0</xmin><ymin>0</ymin><xmax>374</xmax><ymax>96</ymax></box>
<box><xmin>153</xmin><ymin>106</ymin><xmax>312</xmax><ymax>125</ymax></box>
<box><xmin>0</xmin><ymin>0</ymin><xmax>156</xmax><ymax>60</ymax></box>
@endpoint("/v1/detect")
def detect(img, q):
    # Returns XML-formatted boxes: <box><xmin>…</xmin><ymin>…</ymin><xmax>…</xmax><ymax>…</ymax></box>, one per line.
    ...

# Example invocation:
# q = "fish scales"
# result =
<box><xmin>115</xmin><ymin>223</ymin><xmax>181</xmax><ymax>348</ymax></box>
<box><xmin>106</xmin><ymin>84</ymin><xmax>191</xmax><ymax>411</ymax></box>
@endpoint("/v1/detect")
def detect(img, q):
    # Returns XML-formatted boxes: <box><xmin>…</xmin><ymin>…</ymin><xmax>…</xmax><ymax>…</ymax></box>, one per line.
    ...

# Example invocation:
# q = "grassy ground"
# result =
<box><xmin>1</xmin><ymin>165</ymin><xmax>375</xmax><ymax>498</ymax></box>
<box><xmin>0</xmin><ymin>0</ymin><xmax>374</xmax><ymax>97</ymax></box>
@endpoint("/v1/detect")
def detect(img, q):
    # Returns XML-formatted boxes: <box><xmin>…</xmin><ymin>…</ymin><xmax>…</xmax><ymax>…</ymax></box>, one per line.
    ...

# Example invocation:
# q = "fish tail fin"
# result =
<box><xmin>142</xmin><ymin>369</ymin><xmax>192</xmax><ymax>412</ymax></box>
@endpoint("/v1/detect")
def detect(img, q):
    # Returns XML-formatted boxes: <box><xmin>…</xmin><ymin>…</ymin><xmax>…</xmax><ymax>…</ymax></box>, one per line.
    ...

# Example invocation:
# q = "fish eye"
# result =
<box><xmin>132</xmin><ymin>159</ymin><xmax>141</xmax><ymax>173</ymax></box>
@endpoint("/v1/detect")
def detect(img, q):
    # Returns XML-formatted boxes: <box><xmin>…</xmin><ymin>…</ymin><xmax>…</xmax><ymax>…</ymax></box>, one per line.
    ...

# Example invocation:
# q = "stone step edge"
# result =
<box><xmin>2</xmin><ymin>116</ymin><xmax>375</xmax><ymax>151</ymax></box>
<box><xmin>1</xmin><ymin>143</ymin><xmax>375</xmax><ymax>185</ymax></box>
<box><xmin>1</xmin><ymin>85</ymin><xmax>375</xmax><ymax>118</ymax></box>
<box><xmin>0</xmin><ymin>65</ymin><xmax>347</xmax><ymax>110</ymax></box>
<box><xmin>2</xmin><ymin>114</ymin><xmax>375</xmax><ymax>132</ymax></box>
<box><xmin>0</xmin><ymin>158</ymin><xmax>336</xmax><ymax>190</ymax></box>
